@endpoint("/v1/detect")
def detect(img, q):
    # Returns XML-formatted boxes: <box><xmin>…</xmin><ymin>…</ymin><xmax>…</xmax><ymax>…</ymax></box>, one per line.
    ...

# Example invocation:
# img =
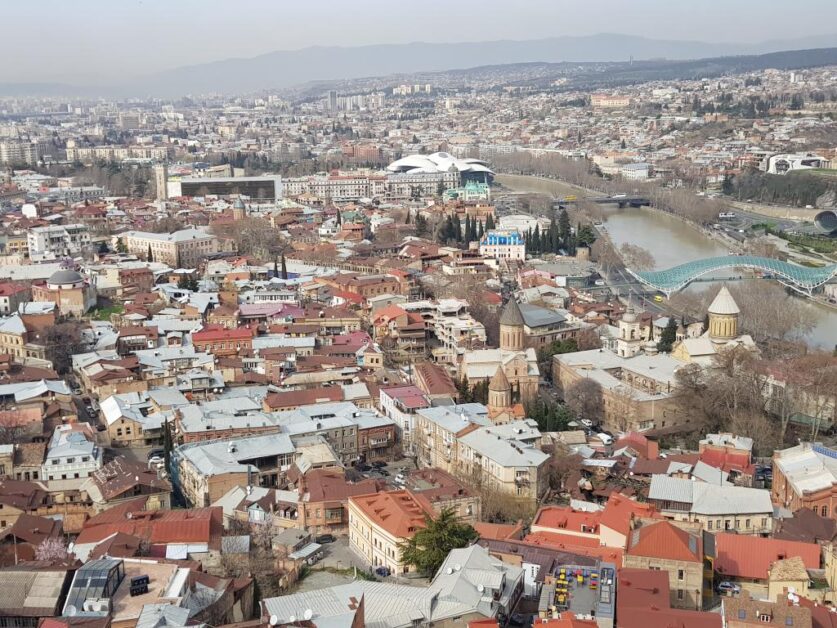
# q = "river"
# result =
<box><xmin>497</xmin><ymin>174</ymin><xmax>837</xmax><ymax>349</ymax></box>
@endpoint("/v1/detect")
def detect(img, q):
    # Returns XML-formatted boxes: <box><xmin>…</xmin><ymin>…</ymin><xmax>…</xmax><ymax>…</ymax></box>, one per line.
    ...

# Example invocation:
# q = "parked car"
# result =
<box><xmin>315</xmin><ymin>534</ymin><xmax>335</xmax><ymax>544</ymax></box>
<box><xmin>716</xmin><ymin>581</ymin><xmax>741</xmax><ymax>595</ymax></box>
<box><xmin>378</xmin><ymin>469</ymin><xmax>390</xmax><ymax>477</ymax></box>
<box><xmin>580</xmin><ymin>419</ymin><xmax>594</xmax><ymax>428</ymax></box>
<box><xmin>374</xmin><ymin>566</ymin><xmax>390</xmax><ymax>577</ymax></box>
<box><xmin>356</xmin><ymin>463</ymin><xmax>371</xmax><ymax>472</ymax></box>
<box><xmin>371</xmin><ymin>461</ymin><xmax>387</xmax><ymax>469</ymax></box>
<box><xmin>147</xmin><ymin>449</ymin><xmax>165</xmax><ymax>460</ymax></box>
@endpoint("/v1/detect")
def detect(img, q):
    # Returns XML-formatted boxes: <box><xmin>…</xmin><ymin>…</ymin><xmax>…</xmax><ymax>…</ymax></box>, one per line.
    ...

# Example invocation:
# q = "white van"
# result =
<box><xmin>597</xmin><ymin>433</ymin><xmax>613</xmax><ymax>446</ymax></box>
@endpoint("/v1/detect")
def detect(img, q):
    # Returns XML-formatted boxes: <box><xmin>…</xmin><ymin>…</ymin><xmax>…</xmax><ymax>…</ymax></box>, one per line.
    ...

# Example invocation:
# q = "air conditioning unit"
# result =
<box><xmin>82</xmin><ymin>599</ymin><xmax>110</xmax><ymax>613</ymax></box>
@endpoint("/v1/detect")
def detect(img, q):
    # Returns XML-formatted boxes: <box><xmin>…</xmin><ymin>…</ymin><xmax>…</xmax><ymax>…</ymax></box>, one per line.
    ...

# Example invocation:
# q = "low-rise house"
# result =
<box><xmin>723</xmin><ymin>591</ymin><xmax>812</xmax><ymax>628</ymax></box>
<box><xmin>0</xmin><ymin>513</ymin><xmax>62</xmax><ymax>565</ymax></box>
<box><xmin>348</xmin><ymin>489</ymin><xmax>433</xmax><ymax>575</ymax></box>
<box><xmin>623</xmin><ymin>520</ymin><xmax>706</xmax><ymax>610</ymax></box>
<box><xmin>81</xmin><ymin>457</ymin><xmax>172</xmax><ymax>512</ymax></box>
<box><xmin>714</xmin><ymin>533</ymin><xmax>821</xmax><ymax>597</ymax></box>
<box><xmin>616</xmin><ymin>568</ymin><xmax>721</xmax><ymax>628</ymax></box>
<box><xmin>213</xmin><ymin>485</ymin><xmax>301</xmax><ymax>529</ymax></box>
<box><xmin>262</xmin><ymin>545</ymin><xmax>524</xmax><ymax>627</ymax></box>
<box><xmin>42</xmin><ymin>423</ymin><xmax>102</xmax><ymax>489</ymax></box>
<box><xmin>298</xmin><ymin>468</ymin><xmax>382</xmax><ymax>533</ymax></box>
<box><xmin>648</xmin><ymin>474</ymin><xmax>773</xmax><ymax>534</ymax></box>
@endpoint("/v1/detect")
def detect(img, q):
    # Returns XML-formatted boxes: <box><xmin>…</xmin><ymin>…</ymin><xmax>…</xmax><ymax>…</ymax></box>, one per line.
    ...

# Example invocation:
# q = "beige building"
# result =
<box><xmin>348</xmin><ymin>489</ymin><xmax>433</xmax><ymax>575</ymax></box>
<box><xmin>31</xmin><ymin>269</ymin><xmax>97</xmax><ymax>317</ymax></box>
<box><xmin>623</xmin><ymin>520</ymin><xmax>706</xmax><ymax>611</ymax></box>
<box><xmin>123</xmin><ymin>228</ymin><xmax>218</xmax><ymax>268</ymax></box>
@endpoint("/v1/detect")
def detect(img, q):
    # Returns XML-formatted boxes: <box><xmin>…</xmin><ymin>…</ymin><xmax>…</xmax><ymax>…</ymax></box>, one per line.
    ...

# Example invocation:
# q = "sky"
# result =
<box><xmin>3</xmin><ymin>0</ymin><xmax>837</xmax><ymax>84</ymax></box>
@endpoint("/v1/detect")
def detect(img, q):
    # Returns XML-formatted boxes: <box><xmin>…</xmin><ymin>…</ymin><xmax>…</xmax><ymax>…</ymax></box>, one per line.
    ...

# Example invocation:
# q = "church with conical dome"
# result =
<box><xmin>459</xmin><ymin>298</ymin><xmax>540</xmax><ymax>405</ymax></box>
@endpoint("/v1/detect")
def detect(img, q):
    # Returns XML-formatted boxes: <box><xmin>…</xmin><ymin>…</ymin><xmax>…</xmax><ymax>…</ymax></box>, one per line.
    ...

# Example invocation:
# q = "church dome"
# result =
<box><xmin>47</xmin><ymin>269</ymin><xmax>83</xmax><ymax>287</ymax></box>
<box><xmin>708</xmin><ymin>285</ymin><xmax>740</xmax><ymax>316</ymax></box>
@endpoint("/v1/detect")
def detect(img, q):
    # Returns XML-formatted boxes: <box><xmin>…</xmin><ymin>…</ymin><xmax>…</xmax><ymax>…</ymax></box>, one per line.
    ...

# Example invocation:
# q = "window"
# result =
<box><xmin>786</xmin><ymin>618</ymin><xmax>794</xmax><ymax>626</ymax></box>
<box><xmin>823</xmin><ymin>506</ymin><xmax>829</xmax><ymax>517</ymax></box>
<box><xmin>746</xmin><ymin>519</ymin><xmax>751</xmax><ymax>529</ymax></box>
<box><xmin>66</xmin><ymin>457</ymin><xmax>74</xmax><ymax>464</ymax></box>
<box><xmin>676</xmin><ymin>589</ymin><xmax>684</xmax><ymax>601</ymax></box>
<box><xmin>738</xmin><ymin>610</ymin><xmax>747</xmax><ymax>620</ymax></box>
<box><xmin>677</xmin><ymin>569</ymin><xmax>684</xmax><ymax>581</ymax></box>
<box><xmin>707</xmin><ymin>520</ymin><xmax>713</xmax><ymax>530</ymax></box>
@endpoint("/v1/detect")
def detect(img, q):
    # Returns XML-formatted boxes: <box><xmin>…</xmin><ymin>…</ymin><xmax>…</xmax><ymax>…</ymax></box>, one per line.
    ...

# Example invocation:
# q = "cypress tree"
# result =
<box><xmin>477</xmin><ymin>220</ymin><xmax>484</xmax><ymax>239</ymax></box>
<box><xmin>485</xmin><ymin>213</ymin><xmax>495</xmax><ymax>231</ymax></box>
<box><xmin>558</xmin><ymin>209</ymin><xmax>571</xmax><ymax>247</ymax></box>
<box><xmin>280</xmin><ymin>253</ymin><xmax>288</xmax><ymax>280</ymax></box>
<box><xmin>147</xmin><ymin>244</ymin><xmax>153</xmax><ymax>262</ymax></box>
<box><xmin>532</xmin><ymin>224</ymin><xmax>541</xmax><ymax>254</ymax></box>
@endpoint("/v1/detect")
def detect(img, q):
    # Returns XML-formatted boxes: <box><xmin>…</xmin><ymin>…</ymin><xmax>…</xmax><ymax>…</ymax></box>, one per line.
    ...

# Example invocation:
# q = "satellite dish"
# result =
<box><xmin>303</xmin><ymin>610</ymin><xmax>313</xmax><ymax>621</ymax></box>
<box><xmin>477</xmin><ymin>584</ymin><xmax>485</xmax><ymax>593</ymax></box>
<box><xmin>289</xmin><ymin>616</ymin><xmax>296</xmax><ymax>624</ymax></box>
<box><xmin>269</xmin><ymin>616</ymin><xmax>279</xmax><ymax>626</ymax></box>
<box><xmin>66</xmin><ymin>606</ymin><xmax>78</xmax><ymax>616</ymax></box>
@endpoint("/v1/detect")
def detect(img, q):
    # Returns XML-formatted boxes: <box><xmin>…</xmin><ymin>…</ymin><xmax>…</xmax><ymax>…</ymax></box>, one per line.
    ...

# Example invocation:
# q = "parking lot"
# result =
<box><xmin>356</xmin><ymin>458</ymin><xmax>417</xmax><ymax>488</ymax></box>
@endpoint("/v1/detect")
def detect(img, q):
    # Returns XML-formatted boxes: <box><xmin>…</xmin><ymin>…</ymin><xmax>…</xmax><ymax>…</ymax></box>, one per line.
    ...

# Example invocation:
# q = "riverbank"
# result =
<box><xmin>498</xmin><ymin>172</ymin><xmax>837</xmax><ymax>347</ymax></box>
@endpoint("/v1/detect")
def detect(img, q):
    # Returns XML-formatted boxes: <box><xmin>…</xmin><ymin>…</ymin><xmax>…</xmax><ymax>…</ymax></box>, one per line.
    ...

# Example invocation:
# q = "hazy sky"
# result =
<box><xmin>4</xmin><ymin>0</ymin><xmax>836</xmax><ymax>83</ymax></box>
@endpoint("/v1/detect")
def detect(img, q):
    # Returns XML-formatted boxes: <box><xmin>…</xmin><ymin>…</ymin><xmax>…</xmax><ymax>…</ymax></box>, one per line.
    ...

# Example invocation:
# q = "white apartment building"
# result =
<box><xmin>27</xmin><ymin>223</ymin><xmax>91</xmax><ymax>261</ymax></box>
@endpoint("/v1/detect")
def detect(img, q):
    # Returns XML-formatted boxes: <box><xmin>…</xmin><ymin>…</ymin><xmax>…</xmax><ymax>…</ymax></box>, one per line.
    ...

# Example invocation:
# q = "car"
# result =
<box><xmin>371</xmin><ymin>461</ymin><xmax>387</xmax><ymax>469</ymax></box>
<box><xmin>596</xmin><ymin>433</ymin><xmax>613</xmax><ymax>446</ymax></box>
<box><xmin>716</xmin><ymin>581</ymin><xmax>741</xmax><ymax>595</ymax></box>
<box><xmin>378</xmin><ymin>469</ymin><xmax>390</xmax><ymax>476</ymax></box>
<box><xmin>508</xmin><ymin>613</ymin><xmax>529</xmax><ymax>627</ymax></box>
<box><xmin>654</xmin><ymin>295</ymin><xmax>664</xmax><ymax>303</ymax></box>
<box><xmin>147</xmin><ymin>449</ymin><xmax>165</xmax><ymax>460</ymax></box>
<box><xmin>315</xmin><ymin>534</ymin><xmax>335</xmax><ymax>544</ymax></box>
<box><xmin>374</xmin><ymin>566</ymin><xmax>390</xmax><ymax>577</ymax></box>
<box><xmin>356</xmin><ymin>463</ymin><xmax>371</xmax><ymax>472</ymax></box>
<box><xmin>594</xmin><ymin>279</ymin><xmax>605</xmax><ymax>286</ymax></box>
<box><xmin>580</xmin><ymin>419</ymin><xmax>594</xmax><ymax>428</ymax></box>
<box><xmin>148</xmin><ymin>456</ymin><xmax>164</xmax><ymax>467</ymax></box>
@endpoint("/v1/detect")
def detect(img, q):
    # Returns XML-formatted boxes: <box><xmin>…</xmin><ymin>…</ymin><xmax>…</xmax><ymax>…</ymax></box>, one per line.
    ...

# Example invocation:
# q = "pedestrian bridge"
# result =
<box><xmin>628</xmin><ymin>255</ymin><xmax>837</xmax><ymax>296</ymax></box>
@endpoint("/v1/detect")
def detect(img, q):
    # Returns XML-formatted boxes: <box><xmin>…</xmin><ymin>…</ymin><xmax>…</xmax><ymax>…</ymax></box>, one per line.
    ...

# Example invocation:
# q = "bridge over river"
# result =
<box><xmin>629</xmin><ymin>255</ymin><xmax>837</xmax><ymax>297</ymax></box>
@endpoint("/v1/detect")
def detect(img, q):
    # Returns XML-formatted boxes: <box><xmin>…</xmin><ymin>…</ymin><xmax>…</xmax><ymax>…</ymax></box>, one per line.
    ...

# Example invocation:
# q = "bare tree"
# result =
<box><xmin>35</xmin><ymin>537</ymin><xmax>69</xmax><ymax>561</ymax></box>
<box><xmin>619</xmin><ymin>243</ymin><xmax>656</xmax><ymax>271</ymax></box>
<box><xmin>564</xmin><ymin>378</ymin><xmax>604</xmax><ymax>424</ymax></box>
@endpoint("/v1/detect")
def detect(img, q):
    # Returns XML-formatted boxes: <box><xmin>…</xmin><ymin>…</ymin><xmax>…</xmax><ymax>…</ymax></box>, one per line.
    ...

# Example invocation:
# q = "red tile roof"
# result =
<box><xmin>714</xmin><ymin>533</ymin><xmax>821</xmax><ymax>580</ymax></box>
<box><xmin>617</xmin><ymin>568</ymin><xmax>722</xmax><ymax>628</ymax></box>
<box><xmin>532</xmin><ymin>506</ymin><xmax>601</xmax><ymax>534</ymax></box>
<box><xmin>599</xmin><ymin>493</ymin><xmax>659</xmax><ymax>538</ymax></box>
<box><xmin>192</xmin><ymin>327</ymin><xmax>254</xmax><ymax>342</ymax></box>
<box><xmin>627</xmin><ymin>521</ymin><xmax>701</xmax><ymax>563</ymax></box>
<box><xmin>524</xmin><ymin>532</ymin><xmax>624</xmax><ymax>566</ymax></box>
<box><xmin>349</xmin><ymin>490</ymin><xmax>432</xmax><ymax>538</ymax></box>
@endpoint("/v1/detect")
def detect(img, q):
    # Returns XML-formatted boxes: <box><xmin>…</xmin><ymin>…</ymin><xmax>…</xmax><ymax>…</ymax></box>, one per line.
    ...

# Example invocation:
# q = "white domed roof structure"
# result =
<box><xmin>386</xmin><ymin>152</ymin><xmax>494</xmax><ymax>176</ymax></box>
<box><xmin>708</xmin><ymin>286</ymin><xmax>740</xmax><ymax>316</ymax></box>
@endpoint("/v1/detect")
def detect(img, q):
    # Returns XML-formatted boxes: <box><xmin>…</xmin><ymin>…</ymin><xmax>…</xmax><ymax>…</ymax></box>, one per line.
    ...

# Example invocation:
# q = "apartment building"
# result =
<box><xmin>27</xmin><ymin>224</ymin><xmax>91</xmax><ymax>260</ymax></box>
<box><xmin>348</xmin><ymin>489</ymin><xmax>433</xmax><ymax>575</ymax></box>
<box><xmin>123</xmin><ymin>228</ymin><xmax>219</xmax><ymax>268</ymax></box>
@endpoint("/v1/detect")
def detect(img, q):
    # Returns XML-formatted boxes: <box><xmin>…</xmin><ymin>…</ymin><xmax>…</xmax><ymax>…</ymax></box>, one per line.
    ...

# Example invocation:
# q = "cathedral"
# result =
<box><xmin>459</xmin><ymin>298</ymin><xmax>540</xmax><ymax>405</ymax></box>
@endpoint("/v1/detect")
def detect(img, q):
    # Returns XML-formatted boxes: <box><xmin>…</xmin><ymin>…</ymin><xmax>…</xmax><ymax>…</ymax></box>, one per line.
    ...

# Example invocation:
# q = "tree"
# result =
<box><xmin>398</xmin><ymin>508</ymin><xmax>477</xmax><ymax>576</ymax></box>
<box><xmin>280</xmin><ymin>253</ymin><xmax>288</xmax><ymax>280</ymax></box>
<box><xmin>414</xmin><ymin>213</ymin><xmax>429</xmax><ymax>237</ymax></box>
<box><xmin>564</xmin><ymin>378</ymin><xmax>604</xmax><ymax>424</ymax></box>
<box><xmin>162</xmin><ymin>417</ymin><xmax>174</xmax><ymax>474</ymax></box>
<box><xmin>657</xmin><ymin>317</ymin><xmax>678</xmax><ymax>353</ymax></box>
<box><xmin>485</xmin><ymin>213</ymin><xmax>495</xmax><ymax>231</ymax></box>
<box><xmin>147</xmin><ymin>244</ymin><xmax>153</xmax><ymax>262</ymax></box>
<box><xmin>35</xmin><ymin>537</ymin><xmax>69</xmax><ymax>562</ymax></box>
<box><xmin>335</xmin><ymin>209</ymin><xmax>342</xmax><ymax>225</ymax></box>
<box><xmin>43</xmin><ymin>322</ymin><xmax>88</xmax><ymax>375</ymax></box>
<box><xmin>405</xmin><ymin>210</ymin><xmax>411</xmax><ymax>225</ymax></box>
<box><xmin>558</xmin><ymin>209</ymin><xmax>571</xmax><ymax>248</ymax></box>
<box><xmin>619</xmin><ymin>243</ymin><xmax>655</xmax><ymax>271</ymax></box>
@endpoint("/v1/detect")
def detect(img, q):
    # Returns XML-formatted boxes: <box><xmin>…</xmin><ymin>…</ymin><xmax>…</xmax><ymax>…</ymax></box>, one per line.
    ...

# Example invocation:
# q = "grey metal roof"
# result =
<box><xmin>519</xmin><ymin>303</ymin><xmax>567</xmax><ymax>328</ymax></box>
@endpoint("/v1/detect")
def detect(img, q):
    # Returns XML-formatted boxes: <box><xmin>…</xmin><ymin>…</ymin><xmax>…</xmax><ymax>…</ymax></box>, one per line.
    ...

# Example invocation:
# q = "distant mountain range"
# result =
<box><xmin>3</xmin><ymin>32</ymin><xmax>837</xmax><ymax>98</ymax></box>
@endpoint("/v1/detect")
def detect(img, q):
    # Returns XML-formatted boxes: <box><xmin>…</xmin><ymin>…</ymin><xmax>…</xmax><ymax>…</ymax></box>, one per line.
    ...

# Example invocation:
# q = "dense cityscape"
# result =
<box><xmin>0</xmin><ymin>7</ymin><xmax>836</xmax><ymax>628</ymax></box>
